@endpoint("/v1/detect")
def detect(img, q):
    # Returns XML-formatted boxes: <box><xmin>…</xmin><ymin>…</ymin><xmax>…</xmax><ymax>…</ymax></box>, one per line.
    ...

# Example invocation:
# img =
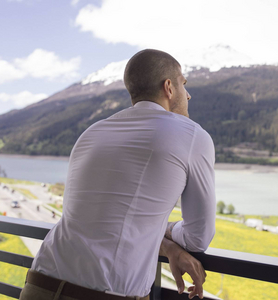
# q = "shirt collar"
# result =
<box><xmin>133</xmin><ymin>101</ymin><xmax>166</xmax><ymax>111</ymax></box>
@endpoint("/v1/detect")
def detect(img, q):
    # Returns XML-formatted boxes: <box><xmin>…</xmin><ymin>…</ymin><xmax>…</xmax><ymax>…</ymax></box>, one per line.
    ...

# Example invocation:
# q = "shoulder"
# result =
<box><xmin>188</xmin><ymin>121</ymin><xmax>215</xmax><ymax>165</ymax></box>
<box><xmin>164</xmin><ymin>113</ymin><xmax>209</xmax><ymax>140</ymax></box>
<box><xmin>165</xmin><ymin>114</ymin><xmax>215</xmax><ymax>163</ymax></box>
<box><xmin>170</xmin><ymin>113</ymin><xmax>213</xmax><ymax>145</ymax></box>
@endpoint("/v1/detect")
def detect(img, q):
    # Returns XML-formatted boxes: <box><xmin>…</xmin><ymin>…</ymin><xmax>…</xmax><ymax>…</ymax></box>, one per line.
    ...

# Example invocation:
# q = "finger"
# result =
<box><xmin>188</xmin><ymin>286</ymin><xmax>197</xmax><ymax>299</ymax></box>
<box><xmin>188</xmin><ymin>286</ymin><xmax>194</xmax><ymax>292</ymax></box>
<box><xmin>194</xmin><ymin>282</ymin><xmax>204</xmax><ymax>299</ymax></box>
<box><xmin>197</xmin><ymin>266</ymin><xmax>206</xmax><ymax>284</ymax></box>
<box><xmin>189</xmin><ymin>279</ymin><xmax>203</xmax><ymax>299</ymax></box>
<box><xmin>203</xmin><ymin>269</ymin><xmax>207</xmax><ymax>280</ymax></box>
<box><xmin>188</xmin><ymin>285</ymin><xmax>203</xmax><ymax>299</ymax></box>
<box><xmin>193</xmin><ymin>262</ymin><xmax>206</xmax><ymax>283</ymax></box>
<box><xmin>191</xmin><ymin>269</ymin><xmax>204</xmax><ymax>294</ymax></box>
<box><xmin>172</xmin><ymin>271</ymin><xmax>185</xmax><ymax>294</ymax></box>
<box><xmin>190</xmin><ymin>265</ymin><xmax>205</xmax><ymax>286</ymax></box>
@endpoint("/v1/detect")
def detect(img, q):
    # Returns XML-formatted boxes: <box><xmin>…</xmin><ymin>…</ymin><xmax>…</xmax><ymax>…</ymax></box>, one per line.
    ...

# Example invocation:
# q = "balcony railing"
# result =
<box><xmin>0</xmin><ymin>215</ymin><xmax>277</xmax><ymax>300</ymax></box>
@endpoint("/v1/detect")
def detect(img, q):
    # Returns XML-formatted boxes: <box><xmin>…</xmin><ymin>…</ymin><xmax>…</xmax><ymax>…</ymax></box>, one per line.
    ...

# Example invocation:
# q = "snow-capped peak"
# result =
<box><xmin>82</xmin><ymin>60</ymin><xmax>128</xmax><ymax>86</ymax></box>
<box><xmin>81</xmin><ymin>44</ymin><xmax>256</xmax><ymax>86</ymax></box>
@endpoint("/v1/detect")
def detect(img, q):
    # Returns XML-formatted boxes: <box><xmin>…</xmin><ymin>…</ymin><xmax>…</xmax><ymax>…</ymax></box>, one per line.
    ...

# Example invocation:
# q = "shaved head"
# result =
<box><xmin>124</xmin><ymin>49</ymin><xmax>181</xmax><ymax>104</ymax></box>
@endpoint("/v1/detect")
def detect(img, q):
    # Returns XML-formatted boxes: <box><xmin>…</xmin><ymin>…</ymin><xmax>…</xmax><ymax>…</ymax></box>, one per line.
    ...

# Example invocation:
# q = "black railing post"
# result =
<box><xmin>150</xmin><ymin>261</ymin><xmax>162</xmax><ymax>300</ymax></box>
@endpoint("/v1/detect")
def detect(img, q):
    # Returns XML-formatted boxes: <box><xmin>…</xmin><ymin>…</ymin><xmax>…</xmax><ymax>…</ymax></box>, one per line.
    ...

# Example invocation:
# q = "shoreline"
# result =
<box><xmin>0</xmin><ymin>153</ymin><xmax>69</xmax><ymax>161</ymax></box>
<box><xmin>1</xmin><ymin>153</ymin><xmax>278</xmax><ymax>172</ymax></box>
<box><xmin>214</xmin><ymin>162</ymin><xmax>278</xmax><ymax>173</ymax></box>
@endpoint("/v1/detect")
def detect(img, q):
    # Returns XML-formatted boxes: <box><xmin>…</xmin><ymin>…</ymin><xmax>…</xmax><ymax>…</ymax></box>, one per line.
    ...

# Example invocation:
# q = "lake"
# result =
<box><xmin>0</xmin><ymin>154</ymin><xmax>69</xmax><ymax>184</ymax></box>
<box><xmin>0</xmin><ymin>154</ymin><xmax>277</xmax><ymax>216</ymax></box>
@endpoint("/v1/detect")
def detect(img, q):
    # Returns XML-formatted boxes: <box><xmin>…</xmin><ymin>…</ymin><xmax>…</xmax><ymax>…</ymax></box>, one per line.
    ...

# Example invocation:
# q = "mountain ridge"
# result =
<box><xmin>2</xmin><ymin>44</ymin><xmax>274</xmax><ymax>116</ymax></box>
<box><xmin>1</xmin><ymin>51</ymin><xmax>278</xmax><ymax>162</ymax></box>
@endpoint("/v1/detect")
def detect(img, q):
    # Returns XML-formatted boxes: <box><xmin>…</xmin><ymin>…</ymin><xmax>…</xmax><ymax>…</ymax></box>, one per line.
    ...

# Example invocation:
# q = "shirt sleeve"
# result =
<box><xmin>171</xmin><ymin>126</ymin><xmax>216</xmax><ymax>252</ymax></box>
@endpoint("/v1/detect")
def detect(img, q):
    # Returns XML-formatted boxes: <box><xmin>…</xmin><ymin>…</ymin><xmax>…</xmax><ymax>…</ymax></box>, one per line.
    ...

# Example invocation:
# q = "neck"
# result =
<box><xmin>132</xmin><ymin>98</ymin><xmax>171</xmax><ymax>112</ymax></box>
<box><xmin>154</xmin><ymin>98</ymin><xmax>170</xmax><ymax>112</ymax></box>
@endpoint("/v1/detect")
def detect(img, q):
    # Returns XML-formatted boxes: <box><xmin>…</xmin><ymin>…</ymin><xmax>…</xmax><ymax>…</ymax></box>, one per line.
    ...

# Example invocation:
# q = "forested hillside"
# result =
<box><xmin>0</xmin><ymin>65</ymin><xmax>278</xmax><ymax>163</ymax></box>
<box><xmin>0</xmin><ymin>90</ymin><xmax>130</xmax><ymax>156</ymax></box>
<box><xmin>189</xmin><ymin>66</ymin><xmax>278</xmax><ymax>154</ymax></box>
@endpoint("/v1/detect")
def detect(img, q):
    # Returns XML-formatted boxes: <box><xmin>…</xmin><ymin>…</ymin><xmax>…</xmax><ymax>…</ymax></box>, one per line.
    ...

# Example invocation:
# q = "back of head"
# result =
<box><xmin>124</xmin><ymin>49</ymin><xmax>181</xmax><ymax>105</ymax></box>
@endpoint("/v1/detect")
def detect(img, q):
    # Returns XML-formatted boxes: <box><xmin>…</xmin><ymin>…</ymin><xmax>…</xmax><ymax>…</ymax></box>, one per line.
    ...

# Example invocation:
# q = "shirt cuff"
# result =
<box><xmin>171</xmin><ymin>221</ymin><xmax>187</xmax><ymax>249</ymax></box>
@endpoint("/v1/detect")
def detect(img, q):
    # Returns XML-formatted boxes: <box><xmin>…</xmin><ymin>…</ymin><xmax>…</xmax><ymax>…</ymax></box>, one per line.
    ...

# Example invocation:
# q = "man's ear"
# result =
<box><xmin>163</xmin><ymin>79</ymin><xmax>174</xmax><ymax>100</ymax></box>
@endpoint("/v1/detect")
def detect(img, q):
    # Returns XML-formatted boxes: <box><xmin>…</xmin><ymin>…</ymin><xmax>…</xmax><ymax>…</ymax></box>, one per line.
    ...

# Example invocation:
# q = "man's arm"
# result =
<box><xmin>159</xmin><ymin>237</ymin><xmax>206</xmax><ymax>299</ymax></box>
<box><xmin>160</xmin><ymin>129</ymin><xmax>215</xmax><ymax>298</ymax></box>
<box><xmin>171</xmin><ymin>129</ymin><xmax>216</xmax><ymax>251</ymax></box>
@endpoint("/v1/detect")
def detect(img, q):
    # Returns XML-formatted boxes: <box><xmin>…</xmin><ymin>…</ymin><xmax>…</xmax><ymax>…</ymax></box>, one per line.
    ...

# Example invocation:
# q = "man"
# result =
<box><xmin>20</xmin><ymin>49</ymin><xmax>216</xmax><ymax>300</ymax></box>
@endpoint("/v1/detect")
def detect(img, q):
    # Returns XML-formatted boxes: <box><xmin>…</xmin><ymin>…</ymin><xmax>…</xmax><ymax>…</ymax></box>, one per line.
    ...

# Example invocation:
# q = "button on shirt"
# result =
<box><xmin>31</xmin><ymin>101</ymin><xmax>216</xmax><ymax>297</ymax></box>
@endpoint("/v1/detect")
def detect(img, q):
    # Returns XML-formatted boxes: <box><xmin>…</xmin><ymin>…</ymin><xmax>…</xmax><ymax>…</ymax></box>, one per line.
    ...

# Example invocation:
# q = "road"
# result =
<box><xmin>0</xmin><ymin>182</ymin><xmax>61</xmax><ymax>256</ymax></box>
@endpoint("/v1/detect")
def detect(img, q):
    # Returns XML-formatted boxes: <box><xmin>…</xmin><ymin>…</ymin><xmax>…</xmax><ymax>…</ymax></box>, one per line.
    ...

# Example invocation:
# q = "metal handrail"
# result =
<box><xmin>0</xmin><ymin>215</ymin><xmax>278</xmax><ymax>299</ymax></box>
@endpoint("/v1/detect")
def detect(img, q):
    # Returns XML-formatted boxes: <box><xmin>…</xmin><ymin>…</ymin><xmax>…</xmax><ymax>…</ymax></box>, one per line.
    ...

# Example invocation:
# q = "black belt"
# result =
<box><xmin>26</xmin><ymin>270</ymin><xmax>149</xmax><ymax>300</ymax></box>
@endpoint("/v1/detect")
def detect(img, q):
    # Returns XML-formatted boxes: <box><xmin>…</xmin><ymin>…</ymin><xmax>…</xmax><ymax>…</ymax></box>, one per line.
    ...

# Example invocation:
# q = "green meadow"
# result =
<box><xmin>169</xmin><ymin>209</ymin><xmax>278</xmax><ymax>300</ymax></box>
<box><xmin>0</xmin><ymin>208</ymin><xmax>277</xmax><ymax>300</ymax></box>
<box><xmin>47</xmin><ymin>203</ymin><xmax>63</xmax><ymax>212</ymax></box>
<box><xmin>216</xmin><ymin>213</ymin><xmax>278</xmax><ymax>226</ymax></box>
<box><xmin>13</xmin><ymin>188</ymin><xmax>38</xmax><ymax>200</ymax></box>
<box><xmin>0</xmin><ymin>233</ymin><xmax>31</xmax><ymax>300</ymax></box>
<box><xmin>0</xmin><ymin>177</ymin><xmax>36</xmax><ymax>185</ymax></box>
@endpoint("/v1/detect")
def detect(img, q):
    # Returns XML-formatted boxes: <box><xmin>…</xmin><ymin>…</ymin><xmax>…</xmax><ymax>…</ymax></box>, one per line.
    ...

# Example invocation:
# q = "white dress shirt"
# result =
<box><xmin>31</xmin><ymin>101</ymin><xmax>216</xmax><ymax>297</ymax></box>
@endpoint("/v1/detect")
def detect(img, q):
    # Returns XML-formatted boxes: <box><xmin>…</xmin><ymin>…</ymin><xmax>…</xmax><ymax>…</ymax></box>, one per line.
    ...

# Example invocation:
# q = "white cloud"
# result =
<box><xmin>14</xmin><ymin>49</ymin><xmax>81</xmax><ymax>81</ymax></box>
<box><xmin>0</xmin><ymin>91</ymin><xmax>48</xmax><ymax>115</ymax></box>
<box><xmin>0</xmin><ymin>60</ymin><xmax>26</xmax><ymax>84</ymax></box>
<box><xmin>75</xmin><ymin>0</ymin><xmax>278</xmax><ymax>65</ymax></box>
<box><xmin>0</xmin><ymin>49</ymin><xmax>81</xmax><ymax>84</ymax></box>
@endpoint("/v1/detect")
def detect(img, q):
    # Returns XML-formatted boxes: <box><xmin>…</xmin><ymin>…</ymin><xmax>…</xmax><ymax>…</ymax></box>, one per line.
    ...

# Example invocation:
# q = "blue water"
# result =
<box><xmin>0</xmin><ymin>155</ymin><xmax>69</xmax><ymax>184</ymax></box>
<box><xmin>215</xmin><ymin>168</ymin><xmax>278</xmax><ymax>216</ymax></box>
<box><xmin>0</xmin><ymin>154</ymin><xmax>277</xmax><ymax>215</ymax></box>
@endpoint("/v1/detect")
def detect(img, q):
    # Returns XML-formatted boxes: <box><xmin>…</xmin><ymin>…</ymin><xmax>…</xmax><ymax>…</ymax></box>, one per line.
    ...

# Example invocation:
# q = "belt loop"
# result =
<box><xmin>53</xmin><ymin>280</ymin><xmax>66</xmax><ymax>300</ymax></box>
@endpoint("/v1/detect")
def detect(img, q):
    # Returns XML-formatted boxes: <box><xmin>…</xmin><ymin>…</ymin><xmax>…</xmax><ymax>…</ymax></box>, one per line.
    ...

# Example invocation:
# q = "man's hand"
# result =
<box><xmin>159</xmin><ymin>237</ymin><xmax>206</xmax><ymax>299</ymax></box>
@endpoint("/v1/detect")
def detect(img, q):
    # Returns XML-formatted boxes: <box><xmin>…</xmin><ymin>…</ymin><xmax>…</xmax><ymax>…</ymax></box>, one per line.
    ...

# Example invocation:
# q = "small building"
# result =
<box><xmin>245</xmin><ymin>218</ymin><xmax>263</xmax><ymax>230</ymax></box>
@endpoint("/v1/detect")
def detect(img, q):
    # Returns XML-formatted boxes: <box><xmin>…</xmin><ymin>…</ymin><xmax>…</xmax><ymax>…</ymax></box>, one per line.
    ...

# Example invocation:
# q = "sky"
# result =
<box><xmin>0</xmin><ymin>0</ymin><xmax>278</xmax><ymax>115</ymax></box>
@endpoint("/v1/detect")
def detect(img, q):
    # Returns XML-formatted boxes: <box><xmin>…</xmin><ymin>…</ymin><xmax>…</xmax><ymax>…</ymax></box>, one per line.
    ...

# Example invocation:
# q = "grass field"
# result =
<box><xmin>48</xmin><ymin>203</ymin><xmax>63</xmax><ymax>212</ymax></box>
<box><xmin>0</xmin><ymin>177</ymin><xmax>38</xmax><ymax>200</ymax></box>
<box><xmin>217</xmin><ymin>213</ymin><xmax>278</xmax><ymax>226</ymax></box>
<box><xmin>48</xmin><ymin>183</ymin><xmax>64</xmax><ymax>197</ymax></box>
<box><xmin>169</xmin><ymin>210</ymin><xmax>278</xmax><ymax>300</ymax></box>
<box><xmin>0</xmin><ymin>177</ymin><xmax>36</xmax><ymax>185</ymax></box>
<box><xmin>13</xmin><ymin>188</ymin><xmax>38</xmax><ymax>200</ymax></box>
<box><xmin>0</xmin><ymin>233</ymin><xmax>32</xmax><ymax>300</ymax></box>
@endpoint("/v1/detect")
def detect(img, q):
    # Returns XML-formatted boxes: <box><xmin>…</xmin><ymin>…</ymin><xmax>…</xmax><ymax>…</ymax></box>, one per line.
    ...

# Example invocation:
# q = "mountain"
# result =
<box><xmin>18</xmin><ymin>44</ymin><xmax>271</xmax><ymax>107</ymax></box>
<box><xmin>40</xmin><ymin>44</ymin><xmax>258</xmax><ymax>104</ymax></box>
<box><xmin>1</xmin><ymin>45</ymin><xmax>278</xmax><ymax>163</ymax></box>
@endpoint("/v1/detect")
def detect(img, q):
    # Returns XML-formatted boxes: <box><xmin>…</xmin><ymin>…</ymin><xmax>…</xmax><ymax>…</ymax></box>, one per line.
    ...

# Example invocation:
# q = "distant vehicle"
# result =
<box><xmin>11</xmin><ymin>201</ymin><xmax>20</xmax><ymax>208</ymax></box>
<box><xmin>19</xmin><ymin>195</ymin><xmax>26</xmax><ymax>201</ymax></box>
